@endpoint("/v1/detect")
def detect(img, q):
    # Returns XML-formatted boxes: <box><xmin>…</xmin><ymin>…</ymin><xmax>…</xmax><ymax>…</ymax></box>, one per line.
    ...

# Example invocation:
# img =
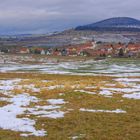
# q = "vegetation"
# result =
<box><xmin>75</xmin><ymin>17</ymin><xmax>140</xmax><ymax>32</ymax></box>
<box><xmin>0</xmin><ymin>73</ymin><xmax>139</xmax><ymax>140</ymax></box>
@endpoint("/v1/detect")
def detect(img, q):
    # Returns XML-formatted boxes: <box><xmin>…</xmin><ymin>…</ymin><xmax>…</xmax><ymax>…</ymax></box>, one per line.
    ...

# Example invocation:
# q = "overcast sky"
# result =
<box><xmin>0</xmin><ymin>0</ymin><xmax>139</xmax><ymax>34</ymax></box>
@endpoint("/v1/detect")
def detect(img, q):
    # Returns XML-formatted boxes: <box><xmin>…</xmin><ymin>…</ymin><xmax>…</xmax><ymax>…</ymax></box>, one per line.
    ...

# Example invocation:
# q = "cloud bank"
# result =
<box><xmin>0</xmin><ymin>0</ymin><xmax>139</xmax><ymax>34</ymax></box>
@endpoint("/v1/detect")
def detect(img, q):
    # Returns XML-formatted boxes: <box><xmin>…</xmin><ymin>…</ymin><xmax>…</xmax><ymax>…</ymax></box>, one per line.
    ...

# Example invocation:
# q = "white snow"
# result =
<box><xmin>26</xmin><ymin>99</ymin><xmax>67</xmax><ymax>119</ymax></box>
<box><xmin>80</xmin><ymin>108</ymin><xmax>126</xmax><ymax>113</ymax></box>
<box><xmin>0</xmin><ymin>79</ymin><xmax>21</xmax><ymax>92</ymax></box>
<box><xmin>20</xmin><ymin>130</ymin><xmax>46</xmax><ymax>137</ymax></box>
<box><xmin>74</xmin><ymin>90</ymin><xmax>96</xmax><ymax>95</ymax></box>
<box><xmin>47</xmin><ymin>85</ymin><xmax>64</xmax><ymax>90</ymax></box>
<box><xmin>36</xmin><ymin>105</ymin><xmax>61</xmax><ymax>110</ymax></box>
<box><xmin>47</xmin><ymin>99</ymin><xmax>66</xmax><ymax>105</ymax></box>
<box><xmin>0</xmin><ymin>79</ymin><xmax>47</xmax><ymax>137</ymax></box>
<box><xmin>71</xmin><ymin>136</ymin><xmax>79</xmax><ymax>140</ymax></box>
<box><xmin>0</xmin><ymin>93</ymin><xmax>46</xmax><ymax>137</ymax></box>
<box><xmin>0</xmin><ymin>79</ymin><xmax>66</xmax><ymax>137</ymax></box>
<box><xmin>115</xmin><ymin>78</ymin><xmax>140</xmax><ymax>82</ymax></box>
<box><xmin>103</xmin><ymin>87</ymin><xmax>140</xmax><ymax>93</ymax></box>
<box><xmin>70</xmin><ymin>134</ymin><xmax>86</xmax><ymax>140</ymax></box>
<box><xmin>38</xmin><ymin>110</ymin><xmax>65</xmax><ymax>119</ymax></box>
<box><xmin>105</xmin><ymin>84</ymin><xmax>116</xmax><ymax>87</ymax></box>
<box><xmin>85</xmin><ymin>86</ymin><xmax>96</xmax><ymax>89</ymax></box>
<box><xmin>27</xmin><ymin>106</ymin><xmax>66</xmax><ymax>119</ymax></box>
<box><xmin>0</xmin><ymin>79</ymin><xmax>21</xmax><ymax>85</ymax></box>
<box><xmin>122</xmin><ymin>93</ymin><xmax>140</xmax><ymax>99</ymax></box>
<box><xmin>0</xmin><ymin>97</ymin><xmax>9</xmax><ymax>102</ymax></box>
<box><xmin>99</xmin><ymin>90</ymin><xmax>113</xmax><ymax>97</ymax></box>
<box><xmin>0</xmin><ymin>79</ymin><xmax>69</xmax><ymax>136</ymax></box>
<box><xmin>19</xmin><ymin>84</ymin><xmax>41</xmax><ymax>93</ymax></box>
<box><xmin>28</xmin><ymin>109</ymin><xmax>65</xmax><ymax>119</ymax></box>
<box><xmin>0</xmin><ymin>56</ymin><xmax>140</xmax><ymax>77</ymax></box>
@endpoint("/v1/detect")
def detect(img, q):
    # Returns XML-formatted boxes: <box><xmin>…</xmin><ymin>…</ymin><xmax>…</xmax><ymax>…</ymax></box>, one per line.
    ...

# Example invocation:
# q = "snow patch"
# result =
<box><xmin>116</xmin><ymin>78</ymin><xmax>140</xmax><ymax>82</ymax></box>
<box><xmin>25</xmin><ymin>98</ymin><xmax>68</xmax><ymax>119</ymax></box>
<box><xmin>99</xmin><ymin>90</ymin><xmax>113</xmax><ymax>97</ymax></box>
<box><xmin>0</xmin><ymin>79</ymin><xmax>21</xmax><ymax>92</ymax></box>
<box><xmin>80</xmin><ymin>108</ymin><xmax>126</xmax><ymax>113</ymax></box>
<box><xmin>38</xmin><ymin>110</ymin><xmax>65</xmax><ymax>119</ymax></box>
<box><xmin>47</xmin><ymin>85</ymin><xmax>64</xmax><ymax>90</ymax></box>
<box><xmin>0</xmin><ymin>79</ymin><xmax>47</xmax><ymax>137</ymax></box>
<box><xmin>71</xmin><ymin>134</ymin><xmax>86</xmax><ymax>140</ymax></box>
<box><xmin>47</xmin><ymin>99</ymin><xmax>66</xmax><ymax>105</ymax></box>
<box><xmin>0</xmin><ymin>93</ymin><xmax>46</xmax><ymax>137</ymax></box>
<box><xmin>74</xmin><ymin>90</ymin><xmax>96</xmax><ymax>95</ymax></box>
<box><xmin>103</xmin><ymin>87</ymin><xmax>140</xmax><ymax>93</ymax></box>
<box><xmin>36</xmin><ymin>105</ymin><xmax>61</xmax><ymax>110</ymax></box>
<box><xmin>122</xmin><ymin>93</ymin><xmax>140</xmax><ymax>99</ymax></box>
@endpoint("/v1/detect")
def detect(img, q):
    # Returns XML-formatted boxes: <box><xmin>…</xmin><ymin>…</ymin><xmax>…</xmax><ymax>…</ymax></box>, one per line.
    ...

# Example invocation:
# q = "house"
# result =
<box><xmin>53</xmin><ymin>48</ymin><xmax>61</xmax><ymax>56</ymax></box>
<box><xmin>46</xmin><ymin>49</ymin><xmax>52</xmax><ymax>55</ymax></box>
<box><xmin>67</xmin><ymin>47</ymin><xmax>77</xmax><ymax>56</ymax></box>
<box><xmin>61</xmin><ymin>49</ymin><xmax>67</xmax><ymax>56</ymax></box>
<box><xmin>82</xmin><ymin>49</ymin><xmax>101</xmax><ymax>57</ymax></box>
<box><xmin>65</xmin><ymin>41</ymin><xmax>94</xmax><ymax>56</ymax></box>
<box><xmin>41</xmin><ymin>49</ymin><xmax>45</xmax><ymax>55</ymax></box>
<box><xmin>9</xmin><ymin>48</ymin><xmax>20</xmax><ymax>54</ymax></box>
<box><xmin>125</xmin><ymin>43</ymin><xmax>140</xmax><ymax>57</ymax></box>
<box><xmin>34</xmin><ymin>48</ymin><xmax>44</xmax><ymax>54</ymax></box>
<box><xmin>20</xmin><ymin>47</ymin><xmax>30</xmax><ymax>54</ymax></box>
<box><xmin>0</xmin><ymin>48</ymin><xmax>9</xmax><ymax>53</ymax></box>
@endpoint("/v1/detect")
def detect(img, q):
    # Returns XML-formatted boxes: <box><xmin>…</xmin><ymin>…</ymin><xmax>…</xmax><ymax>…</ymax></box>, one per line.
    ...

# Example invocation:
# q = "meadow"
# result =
<box><xmin>0</xmin><ymin>55</ymin><xmax>140</xmax><ymax>140</ymax></box>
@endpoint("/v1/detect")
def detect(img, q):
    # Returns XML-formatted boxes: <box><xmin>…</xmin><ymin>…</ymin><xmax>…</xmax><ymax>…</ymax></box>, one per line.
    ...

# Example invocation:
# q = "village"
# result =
<box><xmin>0</xmin><ymin>41</ymin><xmax>140</xmax><ymax>58</ymax></box>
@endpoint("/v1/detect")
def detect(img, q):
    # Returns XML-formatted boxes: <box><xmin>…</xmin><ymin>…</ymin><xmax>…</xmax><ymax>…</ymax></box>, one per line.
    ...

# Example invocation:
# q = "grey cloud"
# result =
<box><xmin>0</xmin><ymin>0</ymin><xmax>139</xmax><ymax>34</ymax></box>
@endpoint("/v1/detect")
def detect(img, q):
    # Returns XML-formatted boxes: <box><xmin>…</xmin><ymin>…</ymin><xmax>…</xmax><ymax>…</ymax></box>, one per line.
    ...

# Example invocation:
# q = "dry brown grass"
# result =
<box><xmin>0</xmin><ymin>72</ymin><xmax>139</xmax><ymax>140</ymax></box>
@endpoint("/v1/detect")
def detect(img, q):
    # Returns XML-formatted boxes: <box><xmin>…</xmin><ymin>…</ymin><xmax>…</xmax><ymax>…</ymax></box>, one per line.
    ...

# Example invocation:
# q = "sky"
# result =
<box><xmin>0</xmin><ymin>0</ymin><xmax>139</xmax><ymax>35</ymax></box>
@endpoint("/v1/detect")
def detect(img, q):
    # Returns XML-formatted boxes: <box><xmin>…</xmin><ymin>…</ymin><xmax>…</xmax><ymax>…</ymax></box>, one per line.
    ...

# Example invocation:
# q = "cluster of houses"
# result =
<box><xmin>0</xmin><ymin>41</ymin><xmax>140</xmax><ymax>58</ymax></box>
<box><xmin>0</xmin><ymin>42</ymin><xmax>95</xmax><ymax>56</ymax></box>
<box><xmin>92</xmin><ymin>42</ymin><xmax>140</xmax><ymax>57</ymax></box>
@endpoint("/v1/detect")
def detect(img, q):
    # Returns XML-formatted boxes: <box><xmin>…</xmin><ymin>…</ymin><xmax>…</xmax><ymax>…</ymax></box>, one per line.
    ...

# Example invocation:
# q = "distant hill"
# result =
<box><xmin>75</xmin><ymin>17</ymin><xmax>140</xmax><ymax>32</ymax></box>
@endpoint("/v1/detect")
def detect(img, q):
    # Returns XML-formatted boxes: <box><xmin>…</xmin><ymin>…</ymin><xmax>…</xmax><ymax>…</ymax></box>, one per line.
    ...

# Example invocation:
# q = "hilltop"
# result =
<box><xmin>75</xmin><ymin>17</ymin><xmax>140</xmax><ymax>32</ymax></box>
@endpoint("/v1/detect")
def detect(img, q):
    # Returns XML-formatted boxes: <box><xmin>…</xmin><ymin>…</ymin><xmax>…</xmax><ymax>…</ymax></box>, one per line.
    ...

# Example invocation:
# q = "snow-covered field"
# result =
<box><xmin>0</xmin><ymin>55</ymin><xmax>140</xmax><ymax>139</ymax></box>
<box><xmin>0</xmin><ymin>79</ymin><xmax>70</xmax><ymax>137</ymax></box>
<box><xmin>0</xmin><ymin>75</ymin><xmax>139</xmax><ymax>138</ymax></box>
<box><xmin>0</xmin><ymin>55</ymin><xmax>140</xmax><ymax>77</ymax></box>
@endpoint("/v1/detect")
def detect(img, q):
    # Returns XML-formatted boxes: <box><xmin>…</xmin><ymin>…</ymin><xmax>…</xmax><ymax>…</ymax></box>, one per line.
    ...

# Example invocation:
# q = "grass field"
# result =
<box><xmin>0</xmin><ymin>72</ymin><xmax>139</xmax><ymax>140</ymax></box>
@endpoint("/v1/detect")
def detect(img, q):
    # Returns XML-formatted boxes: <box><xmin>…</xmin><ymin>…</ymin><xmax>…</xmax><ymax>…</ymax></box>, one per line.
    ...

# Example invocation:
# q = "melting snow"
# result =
<box><xmin>36</xmin><ymin>105</ymin><xmax>61</xmax><ymax>110</ymax></box>
<box><xmin>0</xmin><ymin>79</ymin><xmax>21</xmax><ymax>92</ymax></box>
<box><xmin>0</xmin><ymin>79</ymin><xmax>68</xmax><ymax>137</ymax></box>
<box><xmin>47</xmin><ymin>85</ymin><xmax>64</xmax><ymax>90</ymax></box>
<box><xmin>0</xmin><ymin>79</ymin><xmax>66</xmax><ymax>137</ymax></box>
<box><xmin>122</xmin><ymin>93</ymin><xmax>140</xmax><ymax>99</ymax></box>
<box><xmin>103</xmin><ymin>87</ymin><xmax>140</xmax><ymax>93</ymax></box>
<box><xmin>47</xmin><ymin>99</ymin><xmax>66</xmax><ymax>105</ymax></box>
<box><xmin>74</xmin><ymin>90</ymin><xmax>96</xmax><ymax>95</ymax></box>
<box><xmin>105</xmin><ymin>83</ymin><xmax>116</xmax><ymax>87</ymax></box>
<box><xmin>99</xmin><ymin>90</ymin><xmax>113</xmax><ymax>97</ymax></box>
<box><xmin>26</xmin><ymin>99</ymin><xmax>67</xmax><ymax>119</ymax></box>
<box><xmin>71</xmin><ymin>134</ymin><xmax>86</xmax><ymax>140</ymax></box>
<box><xmin>27</xmin><ymin>108</ymin><xmax>66</xmax><ymax>119</ymax></box>
<box><xmin>37</xmin><ymin>110</ymin><xmax>65</xmax><ymax>119</ymax></box>
<box><xmin>115</xmin><ymin>78</ymin><xmax>140</xmax><ymax>82</ymax></box>
<box><xmin>0</xmin><ymin>93</ymin><xmax>46</xmax><ymax>137</ymax></box>
<box><xmin>80</xmin><ymin>108</ymin><xmax>126</xmax><ymax>113</ymax></box>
